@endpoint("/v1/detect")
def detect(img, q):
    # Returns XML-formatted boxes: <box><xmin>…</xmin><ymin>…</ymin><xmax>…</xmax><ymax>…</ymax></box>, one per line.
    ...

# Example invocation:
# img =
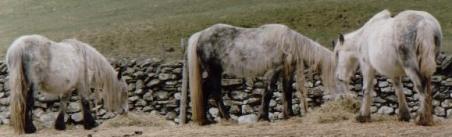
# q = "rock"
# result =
<box><xmin>40</xmin><ymin>112</ymin><xmax>58</xmax><ymax>128</ymax></box>
<box><xmin>68</xmin><ymin>102</ymin><xmax>81</xmax><ymax>113</ymax></box>
<box><xmin>245</xmin><ymin>97</ymin><xmax>260</xmax><ymax>105</ymax></box>
<box><xmin>165</xmin><ymin>111</ymin><xmax>177</xmax><ymax>120</ymax></box>
<box><xmin>403</xmin><ymin>88</ymin><xmax>413</xmax><ymax>96</ymax></box>
<box><xmin>209</xmin><ymin>108</ymin><xmax>219</xmax><ymax>117</ymax></box>
<box><xmin>159</xmin><ymin>73</ymin><xmax>176</xmax><ymax>81</ymax></box>
<box><xmin>134</xmin><ymin>71</ymin><xmax>146</xmax><ymax>80</ymax></box>
<box><xmin>37</xmin><ymin>94</ymin><xmax>59</xmax><ymax>103</ymax></box>
<box><xmin>441</xmin><ymin>99</ymin><xmax>452</xmax><ymax>108</ymax></box>
<box><xmin>434</xmin><ymin>107</ymin><xmax>445</xmax><ymax>117</ymax></box>
<box><xmin>71</xmin><ymin>112</ymin><xmax>83</xmax><ymax>123</ymax></box>
<box><xmin>0</xmin><ymin>98</ymin><xmax>8</xmax><ymax>106</ymax></box>
<box><xmin>231</xmin><ymin>91</ymin><xmax>248</xmax><ymax>100</ymax></box>
<box><xmin>135</xmin><ymin>99</ymin><xmax>147</xmax><ymax>107</ymax></box>
<box><xmin>377</xmin><ymin>106</ymin><xmax>394</xmax><ymax>114</ymax></box>
<box><xmin>174</xmin><ymin>93</ymin><xmax>181</xmax><ymax>100</ymax></box>
<box><xmin>381</xmin><ymin>87</ymin><xmax>392</xmax><ymax>93</ymax></box>
<box><xmin>241</xmin><ymin>105</ymin><xmax>254</xmax><ymax>114</ymax></box>
<box><xmin>378</xmin><ymin>81</ymin><xmax>389</xmax><ymax>88</ymax></box>
<box><xmin>143</xmin><ymin>92</ymin><xmax>154</xmax><ymax>101</ymax></box>
<box><xmin>155</xmin><ymin>91</ymin><xmax>169</xmax><ymax>100</ymax></box>
<box><xmin>385</xmin><ymin>95</ymin><xmax>397</xmax><ymax>102</ymax></box>
<box><xmin>229</xmin><ymin>105</ymin><xmax>241</xmax><ymax>114</ymax></box>
<box><xmin>135</xmin><ymin>80</ymin><xmax>144</xmax><ymax>90</ymax></box>
<box><xmin>269</xmin><ymin>100</ymin><xmax>277</xmax><ymax>107</ymax></box>
<box><xmin>237</xmin><ymin>114</ymin><xmax>257</xmax><ymax>124</ymax></box>
<box><xmin>222</xmin><ymin>79</ymin><xmax>243</xmax><ymax>87</ymax></box>
<box><xmin>128</xmin><ymin>96</ymin><xmax>140</xmax><ymax>102</ymax></box>
<box><xmin>146</xmin><ymin>79</ymin><xmax>161</xmax><ymax>87</ymax></box>
<box><xmin>447</xmin><ymin>109</ymin><xmax>452</xmax><ymax>118</ymax></box>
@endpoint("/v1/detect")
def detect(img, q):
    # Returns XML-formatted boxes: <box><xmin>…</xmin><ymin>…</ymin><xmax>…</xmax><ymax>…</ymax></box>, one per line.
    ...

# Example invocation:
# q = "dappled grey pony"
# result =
<box><xmin>334</xmin><ymin>10</ymin><xmax>441</xmax><ymax>126</ymax></box>
<box><xmin>186</xmin><ymin>24</ymin><xmax>338</xmax><ymax>125</ymax></box>
<box><xmin>7</xmin><ymin>35</ymin><xmax>128</xmax><ymax>134</ymax></box>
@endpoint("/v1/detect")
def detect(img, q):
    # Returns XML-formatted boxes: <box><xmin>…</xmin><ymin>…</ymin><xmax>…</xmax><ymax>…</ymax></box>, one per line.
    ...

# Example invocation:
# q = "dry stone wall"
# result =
<box><xmin>0</xmin><ymin>54</ymin><xmax>451</xmax><ymax>127</ymax></box>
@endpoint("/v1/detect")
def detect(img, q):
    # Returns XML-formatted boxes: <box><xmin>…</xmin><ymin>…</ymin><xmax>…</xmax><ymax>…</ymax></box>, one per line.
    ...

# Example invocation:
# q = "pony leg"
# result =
<box><xmin>404</xmin><ymin>67</ymin><xmax>433</xmax><ymax>126</ymax></box>
<box><xmin>258</xmin><ymin>70</ymin><xmax>280</xmax><ymax>121</ymax></box>
<box><xmin>282</xmin><ymin>65</ymin><xmax>295</xmax><ymax>118</ymax></box>
<box><xmin>80</xmin><ymin>96</ymin><xmax>98</xmax><ymax>129</ymax></box>
<box><xmin>208</xmin><ymin>69</ymin><xmax>230</xmax><ymax>120</ymax></box>
<box><xmin>356</xmin><ymin>65</ymin><xmax>375</xmax><ymax>123</ymax></box>
<box><xmin>392</xmin><ymin>77</ymin><xmax>411</xmax><ymax>122</ymax></box>
<box><xmin>55</xmin><ymin>93</ymin><xmax>70</xmax><ymax>130</ymax></box>
<box><xmin>24</xmin><ymin>84</ymin><xmax>36</xmax><ymax>133</ymax></box>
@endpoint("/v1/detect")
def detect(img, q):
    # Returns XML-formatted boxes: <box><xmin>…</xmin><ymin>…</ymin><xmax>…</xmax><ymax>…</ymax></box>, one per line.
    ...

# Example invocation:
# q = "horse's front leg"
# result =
<box><xmin>391</xmin><ymin>77</ymin><xmax>411</xmax><ymax>122</ymax></box>
<box><xmin>258</xmin><ymin>69</ymin><xmax>280</xmax><ymax>121</ymax></box>
<box><xmin>24</xmin><ymin>84</ymin><xmax>36</xmax><ymax>133</ymax></box>
<box><xmin>77</xmin><ymin>84</ymin><xmax>98</xmax><ymax>130</ymax></box>
<box><xmin>356</xmin><ymin>64</ymin><xmax>375</xmax><ymax>123</ymax></box>
<box><xmin>55</xmin><ymin>93</ymin><xmax>71</xmax><ymax>130</ymax></box>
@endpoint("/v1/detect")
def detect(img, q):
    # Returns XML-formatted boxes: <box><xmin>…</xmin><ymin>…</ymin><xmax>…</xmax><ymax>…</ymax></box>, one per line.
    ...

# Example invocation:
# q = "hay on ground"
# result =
<box><xmin>101</xmin><ymin>112</ymin><xmax>170</xmax><ymax>128</ymax></box>
<box><xmin>306</xmin><ymin>95</ymin><xmax>360</xmax><ymax>123</ymax></box>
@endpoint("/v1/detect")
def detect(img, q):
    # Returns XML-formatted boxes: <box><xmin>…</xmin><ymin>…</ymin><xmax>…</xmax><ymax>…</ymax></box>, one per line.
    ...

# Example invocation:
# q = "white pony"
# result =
<box><xmin>6</xmin><ymin>35</ymin><xmax>128</xmax><ymax>134</ymax></box>
<box><xmin>185</xmin><ymin>24</ymin><xmax>338</xmax><ymax>125</ymax></box>
<box><xmin>334</xmin><ymin>10</ymin><xmax>442</xmax><ymax>126</ymax></box>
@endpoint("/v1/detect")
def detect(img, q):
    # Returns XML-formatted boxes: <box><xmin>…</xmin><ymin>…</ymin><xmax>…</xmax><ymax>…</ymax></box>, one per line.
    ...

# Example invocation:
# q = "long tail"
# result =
<box><xmin>6</xmin><ymin>42</ymin><xmax>28</xmax><ymax>134</ymax></box>
<box><xmin>416</xmin><ymin>18</ymin><xmax>442</xmax><ymax>76</ymax></box>
<box><xmin>187</xmin><ymin>32</ymin><xmax>205</xmax><ymax>124</ymax></box>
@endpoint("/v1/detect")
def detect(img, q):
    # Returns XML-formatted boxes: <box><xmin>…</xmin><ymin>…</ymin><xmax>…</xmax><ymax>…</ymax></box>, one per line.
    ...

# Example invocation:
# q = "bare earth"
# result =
<box><xmin>1</xmin><ymin>116</ymin><xmax>452</xmax><ymax>137</ymax></box>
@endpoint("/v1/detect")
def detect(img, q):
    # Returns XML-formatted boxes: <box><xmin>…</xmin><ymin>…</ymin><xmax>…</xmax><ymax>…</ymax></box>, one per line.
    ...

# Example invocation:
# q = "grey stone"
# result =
<box><xmin>174</xmin><ymin>93</ymin><xmax>181</xmax><ymax>100</ymax></box>
<box><xmin>159</xmin><ymin>73</ymin><xmax>176</xmax><ymax>81</ymax></box>
<box><xmin>386</xmin><ymin>95</ymin><xmax>397</xmax><ymax>102</ymax></box>
<box><xmin>381</xmin><ymin>87</ymin><xmax>392</xmax><ymax>93</ymax></box>
<box><xmin>0</xmin><ymin>98</ymin><xmax>8</xmax><ymax>105</ymax></box>
<box><xmin>222</xmin><ymin>79</ymin><xmax>243</xmax><ymax>87</ymax></box>
<box><xmin>447</xmin><ymin>109</ymin><xmax>452</xmax><ymax>118</ymax></box>
<box><xmin>238</xmin><ymin>114</ymin><xmax>258</xmax><ymax>124</ymax></box>
<box><xmin>241</xmin><ymin>105</ymin><xmax>254</xmax><ymax>114</ymax></box>
<box><xmin>209</xmin><ymin>108</ymin><xmax>219</xmax><ymax>117</ymax></box>
<box><xmin>134</xmin><ymin>89</ymin><xmax>144</xmax><ymax>95</ymax></box>
<box><xmin>40</xmin><ymin>112</ymin><xmax>58</xmax><ymax>128</ymax></box>
<box><xmin>129</xmin><ymin>96</ymin><xmax>140</xmax><ymax>102</ymax></box>
<box><xmin>434</xmin><ymin>107</ymin><xmax>445</xmax><ymax>117</ymax></box>
<box><xmin>441</xmin><ymin>99</ymin><xmax>452</xmax><ymax>108</ymax></box>
<box><xmin>135</xmin><ymin>80</ymin><xmax>144</xmax><ymax>90</ymax></box>
<box><xmin>403</xmin><ymin>88</ymin><xmax>413</xmax><ymax>96</ymax></box>
<box><xmin>378</xmin><ymin>81</ymin><xmax>389</xmax><ymax>88</ymax></box>
<box><xmin>377</xmin><ymin>106</ymin><xmax>394</xmax><ymax>114</ymax></box>
<box><xmin>71</xmin><ymin>112</ymin><xmax>83</xmax><ymax>123</ymax></box>
<box><xmin>68</xmin><ymin>102</ymin><xmax>81</xmax><ymax>113</ymax></box>
<box><xmin>135</xmin><ymin>99</ymin><xmax>147</xmax><ymax>107</ymax></box>
<box><xmin>146</xmin><ymin>79</ymin><xmax>161</xmax><ymax>87</ymax></box>
<box><xmin>143</xmin><ymin>92</ymin><xmax>154</xmax><ymax>101</ymax></box>
<box><xmin>165</xmin><ymin>111</ymin><xmax>177</xmax><ymax>120</ymax></box>
<box><xmin>231</xmin><ymin>91</ymin><xmax>248</xmax><ymax>100</ymax></box>
<box><xmin>155</xmin><ymin>91</ymin><xmax>169</xmax><ymax>100</ymax></box>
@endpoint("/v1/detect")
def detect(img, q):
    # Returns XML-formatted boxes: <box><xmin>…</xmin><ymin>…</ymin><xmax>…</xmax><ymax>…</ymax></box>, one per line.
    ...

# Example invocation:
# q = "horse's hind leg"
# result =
<box><xmin>356</xmin><ymin>65</ymin><xmax>375</xmax><ymax>123</ymax></box>
<box><xmin>404</xmin><ymin>67</ymin><xmax>433</xmax><ymax>126</ymax></box>
<box><xmin>258</xmin><ymin>69</ymin><xmax>280</xmax><ymax>121</ymax></box>
<box><xmin>209</xmin><ymin>68</ymin><xmax>230</xmax><ymax>120</ymax></box>
<box><xmin>55</xmin><ymin>93</ymin><xmax>70</xmax><ymax>130</ymax></box>
<box><xmin>392</xmin><ymin>77</ymin><xmax>411</xmax><ymax>122</ymax></box>
<box><xmin>24</xmin><ymin>84</ymin><xmax>36</xmax><ymax>133</ymax></box>
<box><xmin>282</xmin><ymin>64</ymin><xmax>295</xmax><ymax>118</ymax></box>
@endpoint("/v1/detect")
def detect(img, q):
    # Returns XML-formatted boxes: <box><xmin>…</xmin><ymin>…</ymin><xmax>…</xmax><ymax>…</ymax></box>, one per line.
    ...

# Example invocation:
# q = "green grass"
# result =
<box><xmin>0</xmin><ymin>0</ymin><xmax>451</xmax><ymax>60</ymax></box>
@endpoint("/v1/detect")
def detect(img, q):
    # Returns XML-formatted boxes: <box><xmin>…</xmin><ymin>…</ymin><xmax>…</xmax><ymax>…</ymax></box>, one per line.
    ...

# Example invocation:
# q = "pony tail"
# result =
<box><xmin>187</xmin><ymin>32</ymin><xmax>205</xmax><ymax>125</ymax></box>
<box><xmin>6</xmin><ymin>44</ymin><xmax>28</xmax><ymax>134</ymax></box>
<box><xmin>416</xmin><ymin>20</ymin><xmax>442</xmax><ymax>76</ymax></box>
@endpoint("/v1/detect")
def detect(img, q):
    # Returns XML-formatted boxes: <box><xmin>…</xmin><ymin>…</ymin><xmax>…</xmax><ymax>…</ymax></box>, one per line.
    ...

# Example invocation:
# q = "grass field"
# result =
<box><xmin>0</xmin><ymin>0</ymin><xmax>451</xmax><ymax>60</ymax></box>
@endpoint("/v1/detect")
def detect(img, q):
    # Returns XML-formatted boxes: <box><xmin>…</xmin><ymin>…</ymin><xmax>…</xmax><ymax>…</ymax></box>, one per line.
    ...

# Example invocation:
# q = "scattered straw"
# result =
<box><xmin>101</xmin><ymin>112</ymin><xmax>170</xmax><ymax>128</ymax></box>
<box><xmin>306</xmin><ymin>95</ymin><xmax>360</xmax><ymax>123</ymax></box>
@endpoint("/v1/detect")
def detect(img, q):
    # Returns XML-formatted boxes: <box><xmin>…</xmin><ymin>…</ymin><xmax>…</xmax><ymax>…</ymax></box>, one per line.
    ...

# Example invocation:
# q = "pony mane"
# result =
<box><xmin>278</xmin><ymin>29</ymin><xmax>336</xmax><ymax>93</ymax></box>
<box><xmin>62</xmin><ymin>39</ymin><xmax>124</xmax><ymax>111</ymax></box>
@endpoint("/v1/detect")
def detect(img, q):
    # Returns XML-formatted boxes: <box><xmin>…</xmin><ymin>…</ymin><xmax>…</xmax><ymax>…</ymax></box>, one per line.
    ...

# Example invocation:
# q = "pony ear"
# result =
<box><xmin>332</xmin><ymin>40</ymin><xmax>336</xmax><ymax>48</ymax></box>
<box><xmin>339</xmin><ymin>33</ymin><xmax>345</xmax><ymax>44</ymax></box>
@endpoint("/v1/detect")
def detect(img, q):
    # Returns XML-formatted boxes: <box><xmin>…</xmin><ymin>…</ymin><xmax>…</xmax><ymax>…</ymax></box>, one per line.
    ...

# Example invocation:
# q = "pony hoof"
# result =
<box><xmin>24</xmin><ymin>124</ymin><xmax>37</xmax><ymax>134</ymax></box>
<box><xmin>398</xmin><ymin>114</ymin><xmax>411</xmax><ymax>122</ymax></box>
<box><xmin>257</xmin><ymin>115</ymin><xmax>271</xmax><ymax>122</ymax></box>
<box><xmin>416</xmin><ymin>120</ymin><xmax>433</xmax><ymax>126</ymax></box>
<box><xmin>54</xmin><ymin>123</ymin><xmax>66</xmax><ymax>131</ymax></box>
<box><xmin>84</xmin><ymin>122</ymin><xmax>98</xmax><ymax>130</ymax></box>
<box><xmin>356</xmin><ymin>115</ymin><xmax>371</xmax><ymax>123</ymax></box>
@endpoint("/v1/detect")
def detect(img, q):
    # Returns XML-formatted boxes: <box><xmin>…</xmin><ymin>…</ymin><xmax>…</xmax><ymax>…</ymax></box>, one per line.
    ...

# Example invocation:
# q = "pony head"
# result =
<box><xmin>114</xmin><ymin>66</ymin><xmax>129</xmax><ymax>114</ymax></box>
<box><xmin>333</xmin><ymin>33</ymin><xmax>359</xmax><ymax>93</ymax></box>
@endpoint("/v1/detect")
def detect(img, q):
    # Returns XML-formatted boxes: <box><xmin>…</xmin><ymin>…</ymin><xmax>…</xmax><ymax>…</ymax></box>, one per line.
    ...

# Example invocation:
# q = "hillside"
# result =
<box><xmin>0</xmin><ymin>0</ymin><xmax>451</xmax><ymax>60</ymax></box>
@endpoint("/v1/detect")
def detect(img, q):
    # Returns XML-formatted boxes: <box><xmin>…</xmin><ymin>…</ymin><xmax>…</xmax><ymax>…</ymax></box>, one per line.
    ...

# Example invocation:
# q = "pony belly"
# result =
<box><xmin>369</xmin><ymin>56</ymin><xmax>405</xmax><ymax>78</ymax></box>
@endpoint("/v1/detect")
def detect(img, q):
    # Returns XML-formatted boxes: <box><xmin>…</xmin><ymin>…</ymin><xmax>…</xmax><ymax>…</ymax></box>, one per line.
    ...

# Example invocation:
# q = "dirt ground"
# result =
<box><xmin>1</xmin><ymin>115</ymin><xmax>452</xmax><ymax>137</ymax></box>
